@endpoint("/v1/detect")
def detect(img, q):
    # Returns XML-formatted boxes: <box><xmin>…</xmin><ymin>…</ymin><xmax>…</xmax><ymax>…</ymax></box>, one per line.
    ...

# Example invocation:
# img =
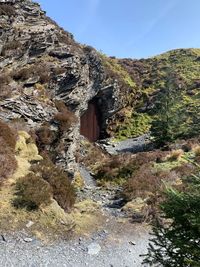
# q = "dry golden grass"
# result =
<box><xmin>70</xmin><ymin>199</ymin><xmax>105</xmax><ymax>236</ymax></box>
<box><xmin>0</xmin><ymin>131</ymin><xmax>76</xmax><ymax>240</ymax></box>
<box><xmin>0</xmin><ymin>183</ymin><xmax>74</xmax><ymax>242</ymax></box>
<box><xmin>73</xmin><ymin>172</ymin><xmax>85</xmax><ymax>190</ymax></box>
<box><xmin>193</xmin><ymin>145</ymin><xmax>200</xmax><ymax>157</ymax></box>
<box><xmin>167</xmin><ymin>149</ymin><xmax>184</xmax><ymax>161</ymax></box>
<box><xmin>0</xmin><ymin>130</ymin><xmax>105</xmax><ymax>240</ymax></box>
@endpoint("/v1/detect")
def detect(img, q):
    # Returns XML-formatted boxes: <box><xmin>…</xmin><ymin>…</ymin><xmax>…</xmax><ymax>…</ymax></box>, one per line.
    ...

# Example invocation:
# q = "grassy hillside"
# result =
<box><xmin>105</xmin><ymin>48</ymin><xmax>200</xmax><ymax>140</ymax></box>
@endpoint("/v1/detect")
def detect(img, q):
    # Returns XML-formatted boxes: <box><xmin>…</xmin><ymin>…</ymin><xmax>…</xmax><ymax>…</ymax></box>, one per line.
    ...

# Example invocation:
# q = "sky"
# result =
<box><xmin>36</xmin><ymin>0</ymin><xmax>200</xmax><ymax>59</ymax></box>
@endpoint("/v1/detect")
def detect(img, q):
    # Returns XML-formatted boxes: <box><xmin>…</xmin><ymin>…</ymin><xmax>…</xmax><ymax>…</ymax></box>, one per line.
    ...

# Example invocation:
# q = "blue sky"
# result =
<box><xmin>36</xmin><ymin>0</ymin><xmax>200</xmax><ymax>59</ymax></box>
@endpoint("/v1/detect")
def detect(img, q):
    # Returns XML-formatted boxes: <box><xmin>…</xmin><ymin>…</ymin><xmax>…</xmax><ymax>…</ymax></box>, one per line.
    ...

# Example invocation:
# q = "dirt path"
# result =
<box><xmin>0</xmin><ymin>221</ymin><xmax>151</xmax><ymax>267</ymax></box>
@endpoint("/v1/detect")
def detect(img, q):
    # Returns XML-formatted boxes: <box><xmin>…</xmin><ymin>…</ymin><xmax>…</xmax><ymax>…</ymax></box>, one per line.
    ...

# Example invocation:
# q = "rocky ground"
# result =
<box><xmin>0</xmin><ymin>218</ymin><xmax>151</xmax><ymax>267</ymax></box>
<box><xmin>97</xmin><ymin>134</ymin><xmax>153</xmax><ymax>155</ymax></box>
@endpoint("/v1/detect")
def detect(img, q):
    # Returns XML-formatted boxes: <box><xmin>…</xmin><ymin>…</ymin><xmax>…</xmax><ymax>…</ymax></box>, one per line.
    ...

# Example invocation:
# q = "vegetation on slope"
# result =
<box><xmin>92</xmin><ymin>138</ymin><xmax>200</xmax><ymax>221</ymax></box>
<box><xmin>143</xmin><ymin>164</ymin><xmax>200</xmax><ymax>266</ymax></box>
<box><xmin>108</xmin><ymin>48</ymin><xmax>200</xmax><ymax>140</ymax></box>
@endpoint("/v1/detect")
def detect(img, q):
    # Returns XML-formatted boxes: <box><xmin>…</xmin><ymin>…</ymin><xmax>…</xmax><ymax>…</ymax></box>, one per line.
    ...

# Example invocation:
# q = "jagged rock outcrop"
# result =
<box><xmin>0</xmin><ymin>0</ymin><xmax>125</xmax><ymax>172</ymax></box>
<box><xmin>3</xmin><ymin>1</ymin><xmax>199</xmax><ymax>172</ymax></box>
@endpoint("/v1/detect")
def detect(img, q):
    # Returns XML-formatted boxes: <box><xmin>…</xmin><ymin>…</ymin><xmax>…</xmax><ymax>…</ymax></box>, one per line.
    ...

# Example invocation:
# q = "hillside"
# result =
<box><xmin>0</xmin><ymin>0</ymin><xmax>200</xmax><ymax>256</ymax></box>
<box><xmin>107</xmin><ymin>48</ymin><xmax>200</xmax><ymax>139</ymax></box>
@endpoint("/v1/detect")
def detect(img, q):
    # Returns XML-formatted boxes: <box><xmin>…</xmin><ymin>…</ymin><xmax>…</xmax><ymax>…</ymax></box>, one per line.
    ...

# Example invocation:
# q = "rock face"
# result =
<box><xmin>0</xmin><ymin>0</ymin><xmax>124</xmax><ymax>172</ymax></box>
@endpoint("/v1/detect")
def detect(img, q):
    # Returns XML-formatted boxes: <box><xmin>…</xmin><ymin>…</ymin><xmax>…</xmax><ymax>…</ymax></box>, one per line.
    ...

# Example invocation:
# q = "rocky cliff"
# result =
<box><xmin>1</xmin><ymin>0</ymin><xmax>200</xmax><ymax>173</ymax></box>
<box><xmin>0</xmin><ymin>0</ymin><xmax>130</xmax><ymax>172</ymax></box>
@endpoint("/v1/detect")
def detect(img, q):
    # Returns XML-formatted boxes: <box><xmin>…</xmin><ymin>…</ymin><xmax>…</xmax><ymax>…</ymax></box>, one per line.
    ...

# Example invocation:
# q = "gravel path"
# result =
<box><xmin>0</xmin><ymin>223</ymin><xmax>151</xmax><ymax>267</ymax></box>
<box><xmin>98</xmin><ymin>134</ymin><xmax>153</xmax><ymax>155</ymax></box>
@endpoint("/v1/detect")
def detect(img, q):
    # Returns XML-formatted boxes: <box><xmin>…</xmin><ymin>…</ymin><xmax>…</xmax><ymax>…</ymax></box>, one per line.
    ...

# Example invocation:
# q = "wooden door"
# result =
<box><xmin>80</xmin><ymin>101</ymin><xmax>100</xmax><ymax>142</ymax></box>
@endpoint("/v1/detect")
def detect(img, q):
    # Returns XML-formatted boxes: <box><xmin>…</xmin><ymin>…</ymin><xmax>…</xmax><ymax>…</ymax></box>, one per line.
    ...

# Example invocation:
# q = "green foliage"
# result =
<box><xmin>114</xmin><ymin>49</ymin><xmax>200</xmax><ymax>140</ymax></box>
<box><xmin>99</xmin><ymin>53</ymin><xmax>137</xmax><ymax>109</ymax></box>
<box><xmin>143</xmin><ymin>169</ymin><xmax>200</xmax><ymax>266</ymax></box>
<box><xmin>100</xmin><ymin>54</ymin><xmax>136</xmax><ymax>89</ymax></box>
<box><xmin>116</xmin><ymin>112</ymin><xmax>152</xmax><ymax>140</ymax></box>
<box><xmin>151</xmin><ymin>70</ymin><xmax>188</xmax><ymax>145</ymax></box>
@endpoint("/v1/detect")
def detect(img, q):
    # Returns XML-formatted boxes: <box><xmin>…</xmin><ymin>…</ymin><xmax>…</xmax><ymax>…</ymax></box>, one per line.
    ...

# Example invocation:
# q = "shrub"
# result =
<box><xmin>0</xmin><ymin>139</ymin><xmax>17</xmax><ymax>182</ymax></box>
<box><xmin>0</xmin><ymin>119</ymin><xmax>17</xmax><ymax>149</ymax></box>
<box><xmin>172</xmin><ymin>163</ymin><xmax>196</xmax><ymax>178</ymax></box>
<box><xmin>0</xmin><ymin>84</ymin><xmax>12</xmax><ymax>100</ymax></box>
<box><xmin>0</xmin><ymin>120</ymin><xmax>18</xmax><ymax>183</ymax></box>
<box><xmin>0</xmin><ymin>73</ymin><xmax>12</xmax><ymax>100</ymax></box>
<box><xmin>1</xmin><ymin>41</ymin><xmax>21</xmax><ymax>56</ymax></box>
<box><xmin>56</xmin><ymin>30</ymin><xmax>75</xmax><ymax>45</ymax></box>
<box><xmin>95</xmin><ymin>150</ymin><xmax>168</xmax><ymax>185</ymax></box>
<box><xmin>12</xmin><ymin>64</ymin><xmax>50</xmax><ymax>84</ymax></box>
<box><xmin>52</xmin><ymin>67</ymin><xmax>66</xmax><ymax>75</ymax></box>
<box><xmin>31</xmin><ymin>159</ymin><xmax>76</xmax><ymax>211</ymax></box>
<box><xmin>122</xmin><ymin>164</ymin><xmax>163</xmax><ymax>201</ymax></box>
<box><xmin>0</xmin><ymin>73</ymin><xmax>11</xmax><ymax>85</ymax></box>
<box><xmin>0</xmin><ymin>4</ymin><xmax>16</xmax><ymax>16</ymax></box>
<box><xmin>77</xmin><ymin>140</ymin><xmax>109</xmax><ymax>171</ymax></box>
<box><xmin>54</xmin><ymin>100</ymin><xmax>77</xmax><ymax>132</ymax></box>
<box><xmin>36</xmin><ymin>124</ymin><xmax>56</xmax><ymax>150</ymax></box>
<box><xmin>94</xmin><ymin>154</ymin><xmax>135</xmax><ymax>184</ymax></box>
<box><xmin>14</xmin><ymin>173</ymin><xmax>53</xmax><ymax>210</ymax></box>
<box><xmin>143</xmin><ymin>173</ymin><xmax>200</xmax><ymax>266</ymax></box>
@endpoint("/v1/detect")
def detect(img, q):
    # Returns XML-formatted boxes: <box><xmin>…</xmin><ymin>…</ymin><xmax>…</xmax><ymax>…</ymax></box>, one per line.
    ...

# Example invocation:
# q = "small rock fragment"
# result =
<box><xmin>24</xmin><ymin>237</ymin><xmax>33</xmax><ymax>243</ymax></box>
<box><xmin>87</xmin><ymin>243</ymin><xmax>101</xmax><ymax>255</ymax></box>
<box><xmin>129</xmin><ymin>241</ymin><xmax>136</xmax><ymax>246</ymax></box>
<box><xmin>0</xmin><ymin>234</ymin><xmax>6</xmax><ymax>242</ymax></box>
<box><xmin>26</xmin><ymin>221</ymin><xmax>35</xmax><ymax>228</ymax></box>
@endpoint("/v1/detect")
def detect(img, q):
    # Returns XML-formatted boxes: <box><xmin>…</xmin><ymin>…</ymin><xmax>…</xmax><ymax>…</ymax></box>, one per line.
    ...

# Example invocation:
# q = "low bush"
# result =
<box><xmin>0</xmin><ymin>120</ymin><xmax>18</xmax><ymax>183</ymax></box>
<box><xmin>56</xmin><ymin>30</ymin><xmax>75</xmax><ymax>45</ymax></box>
<box><xmin>14</xmin><ymin>173</ymin><xmax>53</xmax><ymax>210</ymax></box>
<box><xmin>0</xmin><ymin>73</ymin><xmax>12</xmax><ymax>100</ymax></box>
<box><xmin>78</xmin><ymin>141</ymin><xmax>108</xmax><ymax>170</ymax></box>
<box><xmin>0</xmin><ymin>140</ymin><xmax>17</xmax><ymax>183</ymax></box>
<box><xmin>54</xmin><ymin>100</ymin><xmax>77</xmax><ymax>132</ymax></box>
<box><xmin>95</xmin><ymin>150</ymin><xmax>168</xmax><ymax>185</ymax></box>
<box><xmin>122</xmin><ymin>164</ymin><xmax>163</xmax><ymax>201</ymax></box>
<box><xmin>0</xmin><ymin>4</ymin><xmax>16</xmax><ymax>16</ymax></box>
<box><xmin>36</xmin><ymin>123</ymin><xmax>56</xmax><ymax>150</ymax></box>
<box><xmin>12</xmin><ymin>64</ymin><xmax>50</xmax><ymax>84</ymax></box>
<box><xmin>31</xmin><ymin>159</ymin><xmax>76</xmax><ymax>211</ymax></box>
<box><xmin>1</xmin><ymin>41</ymin><xmax>21</xmax><ymax>56</ymax></box>
<box><xmin>0</xmin><ymin>84</ymin><xmax>12</xmax><ymax>100</ymax></box>
<box><xmin>172</xmin><ymin>163</ymin><xmax>196</xmax><ymax>178</ymax></box>
<box><xmin>0</xmin><ymin>119</ymin><xmax>17</xmax><ymax>149</ymax></box>
<box><xmin>0</xmin><ymin>73</ymin><xmax>11</xmax><ymax>85</ymax></box>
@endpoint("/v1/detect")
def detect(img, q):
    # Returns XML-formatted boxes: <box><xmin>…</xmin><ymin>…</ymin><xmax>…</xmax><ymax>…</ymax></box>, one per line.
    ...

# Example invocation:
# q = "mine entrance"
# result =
<box><xmin>80</xmin><ymin>99</ymin><xmax>101</xmax><ymax>142</ymax></box>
